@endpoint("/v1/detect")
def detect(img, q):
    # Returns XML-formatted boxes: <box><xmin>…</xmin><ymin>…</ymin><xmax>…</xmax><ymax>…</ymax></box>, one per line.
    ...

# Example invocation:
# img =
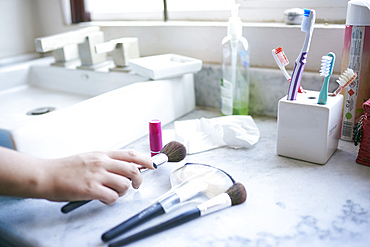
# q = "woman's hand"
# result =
<box><xmin>42</xmin><ymin>150</ymin><xmax>154</xmax><ymax>204</ymax></box>
<box><xmin>0</xmin><ymin>147</ymin><xmax>154</xmax><ymax>204</ymax></box>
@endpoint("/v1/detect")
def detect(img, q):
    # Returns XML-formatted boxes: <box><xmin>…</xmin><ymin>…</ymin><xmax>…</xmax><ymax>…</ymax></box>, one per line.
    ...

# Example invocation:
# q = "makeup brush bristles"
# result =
<box><xmin>160</xmin><ymin>141</ymin><xmax>187</xmax><ymax>162</ymax></box>
<box><xmin>226</xmin><ymin>182</ymin><xmax>247</xmax><ymax>206</ymax></box>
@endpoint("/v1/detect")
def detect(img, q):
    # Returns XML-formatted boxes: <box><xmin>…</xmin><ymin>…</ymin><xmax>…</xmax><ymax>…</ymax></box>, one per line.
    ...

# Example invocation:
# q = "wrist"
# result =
<box><xmin>34</xmin><ymin>159</ymin><xmax>59</xmax><ymax>200</ymax></box>
<box><xmin>0</xmin><ymin>149</ymin><xmax>47</xmax><ymax>199</ymax></box>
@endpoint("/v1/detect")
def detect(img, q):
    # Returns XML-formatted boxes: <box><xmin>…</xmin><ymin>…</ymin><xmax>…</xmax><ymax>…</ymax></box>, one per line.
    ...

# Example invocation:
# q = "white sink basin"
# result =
<box><xmin>0</xmin><ymin>57</ymin><xmax>195</xmax><ymax>158</ymax></box>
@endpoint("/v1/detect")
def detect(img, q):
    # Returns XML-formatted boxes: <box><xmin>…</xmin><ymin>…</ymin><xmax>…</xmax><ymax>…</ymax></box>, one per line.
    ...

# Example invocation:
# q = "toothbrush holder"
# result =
<box><xmin>276</xmin><ymin>90</ymin><xmax>344</xmax><ymax>165</ymax></box>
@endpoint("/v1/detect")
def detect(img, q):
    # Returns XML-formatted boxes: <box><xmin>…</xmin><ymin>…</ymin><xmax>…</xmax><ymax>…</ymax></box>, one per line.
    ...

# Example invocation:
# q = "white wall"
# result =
<box><xmin>98</xmin><ymin>22</ymin><xmax>345</xmax><ymax>73</ymax></box>
<box><xmin>0</xmin><ymin>0</ymin><xmax>346</xmax><ymax>73</ymax></box>
<box><xmin>0</xmin><ymin>0</ymin><xmax>39</xmax><ymax>59</ymax></box>
<box><xmin>0</xmin><ymin>0</ymin><xmax>78</xmax><ymax>63</ymax></box>
<box><xmin>35</xmin><ymin>0</ymin><xmax>79</xmax><ymax>36</ymax></box>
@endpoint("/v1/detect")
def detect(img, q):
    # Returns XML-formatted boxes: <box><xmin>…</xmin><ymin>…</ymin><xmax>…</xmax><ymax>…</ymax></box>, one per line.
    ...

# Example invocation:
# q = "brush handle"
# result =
<box><xmin>287</xmin><ymin>52</ymin><xmax>307</xmax><ymax>100</ymax></box>
<box><xmin>332</xmin><ymin>86</ymin><xmax>343</xmax><ymax>97</ymax></box>
<box><xmin>102</xmin><ymin>202</ymin><xmax>166</xmax><ymax>242</ymax></box>
<box><xmin>61</xmin><ymin>200</ymin><xmax>90</xmax><ymax>213</ymax></box>
<box><xmin>108</xmin><ymin>208</ymin><xmax>201</xmax><ymax>247</ymax></box>
<box><xmin>332</xmin><ymin>78</ymin><xmax>355</xmax><ymax>96</ymax></box>
<box><xmin>318</xmin><ymin>77</ymin><xmax>330</xmax><ymax>104</ymax></box>
<box><xmin>288</xmin><ymin>79</ymin><xmax>305</xmax><ymax>93</ymax></box>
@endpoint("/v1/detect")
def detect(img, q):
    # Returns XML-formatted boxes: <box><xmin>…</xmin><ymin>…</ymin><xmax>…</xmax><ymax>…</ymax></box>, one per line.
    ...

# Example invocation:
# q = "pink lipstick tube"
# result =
<box><xmin>149</xmin><ymin>119</ymin><xmax>163</xmax><ymax>157</ymax></box>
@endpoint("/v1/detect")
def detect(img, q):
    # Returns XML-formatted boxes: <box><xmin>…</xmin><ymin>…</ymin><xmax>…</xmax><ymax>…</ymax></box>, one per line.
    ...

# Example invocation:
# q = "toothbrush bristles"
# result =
<box><xmin>301</xmin><ymin>8</ymin><xmax>311</xmax><ymax>32</ymax></box>
<box><xmin>274</xmin><ymin>47</ymin><xmax>289</xmax><ymax>67</ymax></box>
<box><xmin>337</xmin><ymin>68</ymin><xmax>356</xmax><ymax>86</ymax></box>
<box><xmin>319</xmin><ymin>55</ymin><xmax>333</xmax><ymax>77</ymax></box>
<box><xmin>331</xmin><ymin>68</ymin><xmax>357</xmax><ymax>96</ymax></box>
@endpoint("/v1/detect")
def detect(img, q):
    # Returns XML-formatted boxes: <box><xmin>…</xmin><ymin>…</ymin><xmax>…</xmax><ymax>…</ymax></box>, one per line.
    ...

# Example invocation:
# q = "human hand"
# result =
<box><xmin>39</xmin><ymin>150</ymin><xmax>154</xmax><ymax>205</ymax></box>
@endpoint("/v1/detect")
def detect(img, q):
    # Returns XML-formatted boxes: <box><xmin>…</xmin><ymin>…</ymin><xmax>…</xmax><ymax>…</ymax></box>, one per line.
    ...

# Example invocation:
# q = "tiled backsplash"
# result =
<box><xmin>194</xmin><ymin>64</ymin><xmax>339</xmax><ymax>117</ymax></box>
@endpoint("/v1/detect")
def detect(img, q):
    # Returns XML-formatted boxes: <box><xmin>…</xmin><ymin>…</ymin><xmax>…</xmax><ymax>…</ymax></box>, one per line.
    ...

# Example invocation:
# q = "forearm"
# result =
<box><xmin>0</xmin><ymin>147</ymin><xmax>45</xmax><ymax>198</ymax></box>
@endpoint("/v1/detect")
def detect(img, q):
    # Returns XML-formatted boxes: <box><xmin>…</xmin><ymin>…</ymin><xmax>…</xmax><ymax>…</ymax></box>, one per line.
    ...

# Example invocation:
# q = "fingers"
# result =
<box><xmin>86</xmin><ymin>173</ymin><xmax>131</xmax><ymax>205</ymax></box>
<box><xmin>102</xmin><ymin>172</ymin><xmax>132</xmax><ymax>197</ymax></box>
<box><xmin>105</xmin><ymin>150</ymin><xmax>154</xmax><ymax>170</ymax></box>
<box><xmin>58</xmin><ymin>150</ymin><xmax>153</xmax><ymax>204</ymax></box>
<box><xmin>94</xmin><ymin>184</ymin><xmax>119</xmax><ymax>205</ymax></box>
<box><xmin>105</xmin><ymin>160</ymin><xmax>143</xmax><ymax>189</ymax></box>
<box><xmin>103</xmin><ymin>150</ymin><xmax>154</xmax><ymax>190</ymax></box>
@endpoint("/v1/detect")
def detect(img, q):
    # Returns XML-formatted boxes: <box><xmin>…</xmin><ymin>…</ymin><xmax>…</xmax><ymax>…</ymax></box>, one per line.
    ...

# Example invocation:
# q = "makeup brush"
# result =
<box><xmin>108</xmin><ymin>183</ymin><xmax>247</xmax><ymax>247</ymax></box>
<box><xmin>159</xmin><ymin>140</ymin><xmax>186</xmax><ymax>162</ymax></box>
<box><xmin>102</xmin><ymin>163</ymin><xmax>235</xmax><ymax>242</ymax></box>
<box><xmin>101</xmin><ymin>178</ymin><xmax>209</xmax><ymax>242</ymax></box>
<box><xmin>61</xmin><ymin>141</ymin><xmax>186</xmax><ymax>214</ymax></box>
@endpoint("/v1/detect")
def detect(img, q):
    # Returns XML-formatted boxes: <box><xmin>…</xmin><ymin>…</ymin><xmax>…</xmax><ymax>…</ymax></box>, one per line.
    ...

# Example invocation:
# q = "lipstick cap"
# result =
<box><xmin>149</xmin><ymin>119</ymin><xmax>163</xmax><ymax>156</ymax></box>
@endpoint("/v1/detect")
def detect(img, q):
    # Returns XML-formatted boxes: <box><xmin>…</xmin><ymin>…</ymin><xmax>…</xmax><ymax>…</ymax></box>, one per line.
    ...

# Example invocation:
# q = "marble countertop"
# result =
<box><xmin>1</xmin><ymin>106</ymin><xmax>370</xmax><ymax>247</ymax></box>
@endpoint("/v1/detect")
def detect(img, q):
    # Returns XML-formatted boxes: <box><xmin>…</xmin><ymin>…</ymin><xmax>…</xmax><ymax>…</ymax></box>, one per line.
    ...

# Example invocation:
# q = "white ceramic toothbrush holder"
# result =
<box><xmin>276</xmin><ymin>90</ymin><xmax>344</xmax><ymax>165</ymax></box>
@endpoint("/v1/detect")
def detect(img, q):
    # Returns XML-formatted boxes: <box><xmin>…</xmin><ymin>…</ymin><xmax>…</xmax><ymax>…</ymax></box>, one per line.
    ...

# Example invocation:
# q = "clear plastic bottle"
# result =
<box><xmin>221</xmin><ymin>4</ymin><xmax>250</xmax><ymax>116</ymax></box>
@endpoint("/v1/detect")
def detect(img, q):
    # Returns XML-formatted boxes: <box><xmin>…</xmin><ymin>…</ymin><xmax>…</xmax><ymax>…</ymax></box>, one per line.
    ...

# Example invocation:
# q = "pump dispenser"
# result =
<box><xmin>221</xmin><ymin>4</ymin><xmax>250</xmax><ymax>116</ymax></box>
<box><xmin>228</xmin><ymin>4</ymin><xmax>242</xmax><ymax>39</ymax></box>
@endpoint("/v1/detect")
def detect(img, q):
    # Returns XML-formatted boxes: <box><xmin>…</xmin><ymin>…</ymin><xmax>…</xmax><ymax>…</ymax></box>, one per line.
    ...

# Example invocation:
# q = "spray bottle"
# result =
<box><xmin>221</xmin><ymin>4</ymin><xmax>250</xmax><ymax>116</ymax></box>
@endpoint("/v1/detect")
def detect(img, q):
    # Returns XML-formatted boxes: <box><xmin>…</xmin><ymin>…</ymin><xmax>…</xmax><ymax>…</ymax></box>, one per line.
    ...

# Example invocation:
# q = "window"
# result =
<box><xmin>59</xmin><ymin>0</ymin><xmax>348</xmax><ymax>74</ymax></box>
<box><xmin>83</xmin><ymin>0</ymin><xmax>348</xmax><ymax>23</ymax></box>
<box><xmin>85</xmin><ymin>0</ymin><xmax>164</xmax><ymax>21</ymax></box>
<box><xmin>237</xmin><ymin>0</ymin><xmax>348</xmax><ymax>24</ymax></box>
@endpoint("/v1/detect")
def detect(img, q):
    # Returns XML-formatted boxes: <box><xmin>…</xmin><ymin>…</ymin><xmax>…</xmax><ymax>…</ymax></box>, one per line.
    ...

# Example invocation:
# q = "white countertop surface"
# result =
<box><xmin>0</xmin><ymin>107</ymin><xmax>369</xmax><ymax>247</ymax></box>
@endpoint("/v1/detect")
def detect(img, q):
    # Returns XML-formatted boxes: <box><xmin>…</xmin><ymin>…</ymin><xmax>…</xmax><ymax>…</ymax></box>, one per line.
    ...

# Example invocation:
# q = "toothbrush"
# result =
<box><xmin>330</xmin><ymin>68</ymin><xmax>357</xmax><ymax>96</ymax></box>
<box><xmin>317</xmin><ymin>52</ymin><xmax>335</xmax><ymax>104</ymax></box>
<box><xmin>286</xmin><ymin>8</ymin><xmax>316</xmax><ymax>100</ymax></box>
<box><xmin>272</xmin><ymin>47</ymin><xmax>304</xmax><ymax>93</ymax></box>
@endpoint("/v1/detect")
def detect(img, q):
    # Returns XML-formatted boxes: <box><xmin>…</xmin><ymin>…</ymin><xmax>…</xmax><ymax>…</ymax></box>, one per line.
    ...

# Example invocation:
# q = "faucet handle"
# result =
<box><xmin>35</xmin><ymin>26</ymin><xmax>107</xmax><ymax>68</ymax></box>
<box><xmin>95</xmin><ymin>37</ymin><xmax>140</xmax><ymax>68</ymax></box>
<box><xmin>35</xmin><ymin>26</ymin><xmax>100</xmax><ymax>53</ymax></box>
<box><xmin>77</xmin><ymin>31</ymin><xmax>107</xmax><ymax>69</ymax></box>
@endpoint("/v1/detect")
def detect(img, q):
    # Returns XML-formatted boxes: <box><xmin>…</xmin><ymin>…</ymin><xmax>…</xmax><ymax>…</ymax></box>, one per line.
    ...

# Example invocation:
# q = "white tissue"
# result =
<box><xmin>173</xmin><ymin>115</ymin><xmax>260</xmax><ymax>154</ymax></box>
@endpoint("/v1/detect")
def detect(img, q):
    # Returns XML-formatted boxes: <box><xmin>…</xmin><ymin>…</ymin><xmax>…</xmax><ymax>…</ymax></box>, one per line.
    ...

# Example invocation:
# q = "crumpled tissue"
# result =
<box><xmin>172</xmin><ymin>115</ymin><xmax>260</xmax><ymax>154</ymax></box>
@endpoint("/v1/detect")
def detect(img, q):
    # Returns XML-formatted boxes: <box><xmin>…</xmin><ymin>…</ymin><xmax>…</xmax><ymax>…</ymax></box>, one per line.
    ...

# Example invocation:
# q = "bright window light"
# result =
<box><xmin>86</xmin><ymin>0</ymin><xmax>163</xmax><ymax>13</ymax></box>
<box><xmin>167</xmin><ymin>0</ymin><xmax>234</xmax><ymax>11</ymax></box>
<box><xmin>86</xmin><ymin>0</ymin><xmax>348</xmax><ymax>23</ymax></box>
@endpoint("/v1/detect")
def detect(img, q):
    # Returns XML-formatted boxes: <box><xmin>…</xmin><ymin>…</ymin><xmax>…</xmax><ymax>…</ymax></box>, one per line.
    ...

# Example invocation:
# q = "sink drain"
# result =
<box><xmin>27</xmin><ymin>107</ymin><xmax>55</xmax><ymax>116</ymax></box>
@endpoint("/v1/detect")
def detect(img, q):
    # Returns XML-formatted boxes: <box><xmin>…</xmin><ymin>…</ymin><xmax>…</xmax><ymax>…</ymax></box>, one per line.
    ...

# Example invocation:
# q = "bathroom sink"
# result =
<box><xmin>0</xmin><ymin>57</ymin><xmax>196</xmax><ymax>158</ymax></box>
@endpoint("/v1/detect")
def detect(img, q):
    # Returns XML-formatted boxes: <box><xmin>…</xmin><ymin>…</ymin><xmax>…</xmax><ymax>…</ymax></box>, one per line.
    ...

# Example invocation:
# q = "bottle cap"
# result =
<box><xmin>346</xmin><ymin>0</ymin><xmax>370</xmax><ymax>26</ymax></box>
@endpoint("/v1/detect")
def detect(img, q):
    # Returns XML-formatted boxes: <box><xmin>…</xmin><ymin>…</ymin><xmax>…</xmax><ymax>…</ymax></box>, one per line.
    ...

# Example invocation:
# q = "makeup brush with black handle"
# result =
<box><xmin>108</xmin><ymin>183</ymin><xmax>246</xmax><ymax>247</ymax></box>
<box><xmin>101</xmin><ymin>178</ymin><xmax>209</xmax><ymax>242</ymax></box>
<box><xmin>61</xmin><ymin>141</ymin><xmax>186</xmax><ymax>214</ymax></box>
